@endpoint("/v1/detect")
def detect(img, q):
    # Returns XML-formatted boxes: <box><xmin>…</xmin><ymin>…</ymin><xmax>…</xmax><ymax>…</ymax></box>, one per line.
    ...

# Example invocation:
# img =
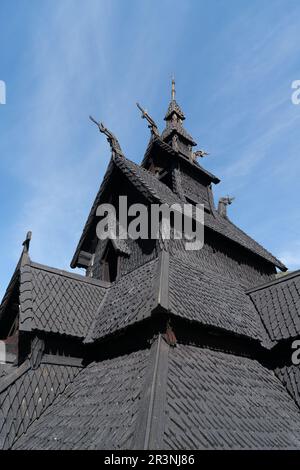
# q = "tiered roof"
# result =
<box><xmin>0</xmin><ymin>82</ymin><xmax>298</xmax><ymax>450</ymax></box>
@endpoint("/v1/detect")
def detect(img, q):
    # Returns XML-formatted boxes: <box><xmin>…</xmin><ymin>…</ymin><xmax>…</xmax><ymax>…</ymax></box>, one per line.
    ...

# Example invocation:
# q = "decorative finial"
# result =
<box><xmin>136</xmin><ymin>102</ymin><xmax>159</xmax><ymax>136</ymax></box>
<box><xmin>89</xmin><ymin>115</ymin><xmax>123</xmax><ymax>157</ymax></box>
<box><xmin>171</xmin><ymin>75</ymin><xmax>176</xmax><ymax>101</ymax></box>
<box><xmin>22</xmin><ymin>231</ymin><xmax>32</xmax><ymax>254</ymax></box>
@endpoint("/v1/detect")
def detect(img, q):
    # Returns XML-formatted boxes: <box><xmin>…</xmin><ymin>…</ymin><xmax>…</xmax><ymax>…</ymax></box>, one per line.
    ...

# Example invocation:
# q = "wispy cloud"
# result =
<box><xmin>1</xmin><ymin>0</ymin><xmax>300</xmax><ymax>299</ymax></box>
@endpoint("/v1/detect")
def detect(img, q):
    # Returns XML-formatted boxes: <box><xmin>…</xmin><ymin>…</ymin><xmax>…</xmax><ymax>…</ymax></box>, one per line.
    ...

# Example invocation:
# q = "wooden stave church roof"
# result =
<box><xmin>70</xmin><ymin>151</ymin><xmax>286</xmax><ymax>271</ymax></box>
<box><xmin>0</xmin><ymin>243</ymin><xmax>299</xmax><ymax>449</ymax></box>
<box><xmin>1</xmin><ymin>87</ymin><xmax>299</xmax><ymax>450</ymax></box>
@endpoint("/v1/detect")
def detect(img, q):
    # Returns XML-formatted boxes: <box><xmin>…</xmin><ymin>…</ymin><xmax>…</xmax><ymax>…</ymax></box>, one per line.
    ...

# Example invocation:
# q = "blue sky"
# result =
<box><xmin>0</xmin><ymin>0</ymin><xmax>300</xmax><ymax>298</ymax></box>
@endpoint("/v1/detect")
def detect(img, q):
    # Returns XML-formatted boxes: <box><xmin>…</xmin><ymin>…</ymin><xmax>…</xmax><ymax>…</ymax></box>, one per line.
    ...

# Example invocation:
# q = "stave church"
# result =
<box><xmin>1</xmin><ymin>81</ymin><xmax>300</xmax><ymax>450</ymax></box>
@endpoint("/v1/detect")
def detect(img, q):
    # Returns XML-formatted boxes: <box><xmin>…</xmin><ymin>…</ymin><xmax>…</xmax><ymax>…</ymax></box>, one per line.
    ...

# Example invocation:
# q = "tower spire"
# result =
<box><xmin>171</xmin><ymin>75</ymin><xmax>176</xmax><ymax>101</ymax></box>
<box><xmin>161</xmin><ymin>79</ymin><xmax>197</xmax><ymax>158</ymax></box>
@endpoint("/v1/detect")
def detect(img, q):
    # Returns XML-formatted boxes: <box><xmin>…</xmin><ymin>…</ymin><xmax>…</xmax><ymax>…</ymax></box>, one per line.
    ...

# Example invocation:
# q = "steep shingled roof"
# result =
<box><xmin>3</xmin><ymin>258</ymin><xmax>108</xmax><ymax>339</ymax></box>
<box><xmin>85</xmin><ymin>258</ymin><xmax>159</xmax><ymax>342</ymax></box>
<box><xmin>168</xmin><ymin>256</ymin><xmax>266</xmax><ymax>343</ymax></box>
<box><xmin>163</xmin><ymin>345</ymin><xmax>300</xmax><ymax>449</ymax></box>
<box><xmin>12</xmin><ymin>340</ymin><xmax>300</xmax><ymax>450</ymax></box>
<box><xmin>204</xmin><ymin>211</ymin><xmax>286</xmax><ymax>271</ymax></box>
<box><xmin>70</xmin><ymin>154</ymin><xmax>179</xmax><ymax>268</ymax></box>
<box><xmin>14</xmin><ymin>349</ymin><xmax>149</xmax><ymax>450</ymax></box>
<box><xmin>86</xmin><ymin>252</ymin><xmax>268</xmax><ymax>345</ymax></box>
<box><xmin>71</xmin><ymin>152</ymin><xmax>286</xmax><ymax>271</ymax></box>
<box><xmin>0</xmin><ymin>359</ymin><xmax>81</xmax><ymax>449</ymax></box>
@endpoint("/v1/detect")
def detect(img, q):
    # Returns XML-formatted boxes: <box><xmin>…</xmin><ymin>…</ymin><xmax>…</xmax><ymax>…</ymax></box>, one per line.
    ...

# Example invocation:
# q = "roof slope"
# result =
<box><xmin>85</xmin><ymin>258</ymin><xmax>159</xmax><ymax>342</ymax></box>
<box><xmin>0</xmin><ymin>360</ymin><xmax>81</xmax><ymax>449</ymax></box>
<box><xmin>113</xmin><ymin>154</ymin><xmax>178</xmax><ymax>206</ymax></box>
<box><xmin>71</xmin><ymin>154</ymin><xmax>178</xmax><ymax>267</ymax></box>
<box><xmin>19</xmin><ymin>261</ymin><xmax>108</xmax><ymax>338</ymax></box>
<box><xmin>141</xmin><ymin>136</ymin><xmax>220</xmax><ymax>183</ymax></box>
<box><xmin>248</xmin><ymin>270</ymin><xmax>300</xmax><ymax>343</ymax></box>
<box><xmin>163</xmin><ymin>344</ymin><xmax>300</xmax><ymax>449</ymax></box>
<box><xmin>161</xmin><ymin>123</ymin><xmax>196</xmax><ymax>146</ymax></box>
<box><xmin>168</xmin><ymin>256</ymin><xmax>266</xmax><ymax>342</ymax></box>
<box><xmin>14</xmin><ymin>348</ymin><xmax>149</xmax><ymax>450</ymax></box>
<box><xmin>86</xmin><ymin>253</ymin><xmax>268</xmax><ymax>344</ymax></box>
<box><xmin>12</xmin><ymin>340</ymin><xmax>300</xmax><ymax>450</ymax></box>
<box><xmin>71</xmin><ymin>151</ymin><xmax>285</xmax><ymax>271</ymax></box>
<box><xmin>204</xmin><ymin>211</ymin><xmax>285</xmax><ymax>270</ymax></box>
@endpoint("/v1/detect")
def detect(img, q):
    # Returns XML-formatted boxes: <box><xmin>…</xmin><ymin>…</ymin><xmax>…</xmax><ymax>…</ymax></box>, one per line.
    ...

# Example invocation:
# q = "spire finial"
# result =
<box><xmin>171</xmin><ymin>75</ymin><xmax>176</xmax><ymax>101</ymax></box>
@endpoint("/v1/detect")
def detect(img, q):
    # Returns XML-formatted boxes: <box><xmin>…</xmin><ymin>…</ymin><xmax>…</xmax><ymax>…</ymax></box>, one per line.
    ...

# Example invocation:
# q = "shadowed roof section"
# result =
<box><xmin>141</xmin><ymin>136</ymin><xmax>220</xmax><ymax>183</ymax></box>
<box><xmin>86</xmin><ymin>252</ymin><xmax>269</xmax><ymax>345</ymax></box>
<box><xmin>168</xmin><ymin>256</ymin><xmax>267</xmax><ymax>343</ymax></box>
<box><xmin>14</xmin><ymin>348</ymin><xmax>150</xmax><ymax>450</ymax></box>
<box><xmin>71</xmin><ymin>151</ymin><xmax>286</xmax><ymax>271</ymax></box>
<box><xmin>204</xmin><ymin>211</ymin><xmax>286</xmax><ymax>271</ymax></box>
<box><xmin>85</xmin><ymin>257</ymin><xmax>159</xmax><ymax>342</ymax></box>
<box><xmin>247</xmin><ymin>270</ymin><xmax>300</xmax><ymax>343</ymax></box>
<box><xmin>70</xmin><ymin>154</ymin><xmax>179</xmax><ymax>268</ymax></box>
<box><xmin>163</xmin><ymin>345</ymin><xmax>300</xmax><ymax>449</ymax></box>
<box><xmin>13</xmin><ymin>341</ymin><xmax>300</xmax><ymax>450</ymax></box>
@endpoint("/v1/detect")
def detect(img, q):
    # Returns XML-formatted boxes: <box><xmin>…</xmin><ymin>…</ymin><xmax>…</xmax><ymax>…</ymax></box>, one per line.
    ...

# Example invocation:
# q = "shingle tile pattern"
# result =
<box><xmin>86</xmin><ymin>258</ymin><xmax>158</xmax><ymax>341</ymax></box>
<box><xmin>116</xmin><ymin>157</ymin><xmax>285</xmax><ymax>270</ymax></box>
<box><xmin>249</xmin><ymin>271</ymin><xmax>300</xmax><ymax>342</ymax></box>
<box><xmin>20</xmin><ymin>265</ymin><xmax>107</xmax><ymax>338</ymax></box>
<box><xmin>0</xmin><ymin>362</ymin><xmax>80</xmax><ymax>449</ymax></box>
<box><xmin>163</xmin><ymin>345</ymin><xmax>300</xmax><ymax>449</ymax></box>
<box><xmin>114</xmin><ymin>155</ymin><xmax>179</xmax><ymax>206</ymax></box>
<box><xmin>275</xmin><ymin>364</ymin><xmax>300</xmax><ymax>409</ymax></box>
<box><xmin>14</xmin><ymin>349</ymin><xmax>149</xmax><ymax>450</ymax></box>
<box><xmin>11</xmin><ymin>343</ymin><xmax>300</xmax><ymax>450</ymax></box>
<box><xmin>169</xmin><ymin>256</ymin><xmax>265</xmax><ymax>341</ymax></box>
<box><xmin>71</xmin><ymin>152</ymin><xmax>284</xmax><ymax>270</ymax></box>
